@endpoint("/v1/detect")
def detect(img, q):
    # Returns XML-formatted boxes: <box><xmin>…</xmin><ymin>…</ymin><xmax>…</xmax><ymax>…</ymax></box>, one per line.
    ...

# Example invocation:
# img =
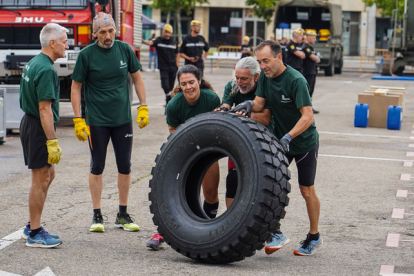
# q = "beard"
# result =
<box><xmin>239</xmin><ymin>79</ymin><xmax>256</xmax><ymax>94</ymax></box>
<box><xmin>98</xmin><ymin>39</ymin><xmax>114</xmax><ymax>48</ymax></box>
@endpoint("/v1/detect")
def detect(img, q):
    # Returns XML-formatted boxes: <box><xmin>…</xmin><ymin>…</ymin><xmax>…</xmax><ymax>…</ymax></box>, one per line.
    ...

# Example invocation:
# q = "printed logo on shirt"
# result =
<box><xmin>306</xmin><ymin>48</ymin><xmax>310</xmax><ymax>52</ymax></box>
<box><xmin>290</xmin><ymin>45</ymin><xmax>295</xmax><ymax>49</ymax></box>
<box><xmin>281</xmin><ymin>95</ymin><xmax>292</xmax><ymax>103</ymax></box>
<box><xmin>120</xmin><ymin>60</ymin><xmax>127</xmax><ymax>69</ymax></box>
<box><xmin>22</xmin><ymin>73</ymin><xmax>29</xmax><ymax>82</ymax></box>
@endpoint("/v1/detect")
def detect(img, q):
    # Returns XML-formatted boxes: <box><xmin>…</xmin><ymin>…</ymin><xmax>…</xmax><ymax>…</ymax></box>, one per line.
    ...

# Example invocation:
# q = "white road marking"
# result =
<box><xmin>319</xmin><ymin>154</ymin><xmax>413</xmax><ymax>162</ymax></box>
<box><xmin>0</xmin><ymin>228</ymin><xmax>24</xmax><ymax>251</ymax></box>
<box><xmin>34</xmin><ymin>267</ymin><xmax>55</xmax><ymax>276</ymax></box>
<box><xmin>0</xmin><ymin>267</ymin><xmax>55</xmax><ymax>276</ymax></box>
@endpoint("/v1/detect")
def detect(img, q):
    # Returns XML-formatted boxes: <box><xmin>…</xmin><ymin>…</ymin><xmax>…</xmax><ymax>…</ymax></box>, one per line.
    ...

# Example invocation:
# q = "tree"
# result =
<box><xmin>245</xmin><ymin>0</ymin><xmax>279</xmax><ymax>25</ymax></box>
<box><xmin>362</xmin><ymin>0</ymin><xmax>405</xmax><ymax>19</ymax></box>
<box><xmin>150</xmin><ymin>0</ymin><xmax>209</xmax><ymax>44</ymax></box>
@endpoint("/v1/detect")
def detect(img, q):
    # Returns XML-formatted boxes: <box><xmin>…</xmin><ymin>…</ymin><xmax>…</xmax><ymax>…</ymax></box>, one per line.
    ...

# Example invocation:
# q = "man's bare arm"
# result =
<box><xmin>130</xmin><ymin>70</ymin><xmax>147</xmax><ymax>105</ymax></box>
<box><xmin>39</xmin><ymin>100</ymin><xmax>56</xmax><ymax>139</ymax></box>
<box><xmin>287</xmin><ymin>106</ymin><xmax>313</xmax><ymax>139</ymax></box>
<box><xmin>71</xmin><ymin>80</ymin><xmax>83</xmax><ymax>118</ymax></box>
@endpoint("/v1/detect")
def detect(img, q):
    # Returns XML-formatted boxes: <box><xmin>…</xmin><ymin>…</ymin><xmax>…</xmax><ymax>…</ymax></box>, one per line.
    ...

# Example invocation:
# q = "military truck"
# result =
<box><xmin>274</xmin><ymin>0</ymin><xmax>343</xmax><ymax>76</ymax></box>
<box><xmin>381</xmin><ymin>0</ymin><xmax>414</xmax><ymax>75</ymax></box>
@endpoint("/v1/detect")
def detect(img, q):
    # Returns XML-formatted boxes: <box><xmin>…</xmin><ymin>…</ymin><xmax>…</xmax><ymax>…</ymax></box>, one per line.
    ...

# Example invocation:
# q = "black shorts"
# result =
<box><xmin>286</xmin><ymin>142</ymin><xmax>319</xmax><ymax>187</ymax></box>
<box><xmin>20</xmin><ymin>114</ymin><xmax>51</xmax><ymax>169</ymax></box>
<box><xmin>88</xmin><ymin>123</ymin><xmax>133</xmax><ymax>175</ymax></box>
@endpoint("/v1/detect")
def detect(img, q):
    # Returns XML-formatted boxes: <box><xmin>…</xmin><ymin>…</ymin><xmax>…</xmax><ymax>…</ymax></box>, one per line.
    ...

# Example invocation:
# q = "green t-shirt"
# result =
<box><xmin>222</xmin><ymin>80</ymin><xmax>275</xmax><ymax>133</ymax></box>
<box><xmin>255</xmin><ymin>65</ymin><xmax>319</xmax><ymax>155</ymax></box>
<box><xmin>19</xmin><ymin>53</ymin><xmax>60</xmax><ymax>123</ymax></box>
<box><xmin>166</xmin><ymin>88</ymin><xmax>220</xmax><ymax>128</ymax></box>
<box><xmin>71</xmin><ymin>40</ymin><xmax>142</xmax><ymax>127</ymax></box>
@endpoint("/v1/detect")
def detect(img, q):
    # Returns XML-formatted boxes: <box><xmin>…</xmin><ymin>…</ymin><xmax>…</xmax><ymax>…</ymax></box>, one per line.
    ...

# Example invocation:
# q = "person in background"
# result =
<box><xmin>142</xmin><ymin>24</ymin><xmax>179</xmax><ymax>107</ymax></box>
<box><xmin>280</xmin><ymin>36</ymin><xmax>288</xmax><ymax>64</ymax></box>
<box><xmin>240</xmin><ymin>36</ymin><xmax>253</xmax><ymax>59</ymax></box>
<box><xmin>286</xmin><ymin>28</ymin><xmax>305</xmax><ymax>73</ymax></box>
<box><xmin>301</xmin><ymin>30</ymin><xmax>321</xmax><ymax>114</ymax></box>
<box><xmin>180</xmin><ymin>20</ymin><xmax>210</xmax><ymax>77</ymax></box>
<box><xmin>148</xmin><ymin>33</ymin><xmax>158</xmax><ymax>72</ymax></box>
<box><xmin>19</xmin><ymin>23</ymin><xmax>68</xmax><ymax>248</ymax></box>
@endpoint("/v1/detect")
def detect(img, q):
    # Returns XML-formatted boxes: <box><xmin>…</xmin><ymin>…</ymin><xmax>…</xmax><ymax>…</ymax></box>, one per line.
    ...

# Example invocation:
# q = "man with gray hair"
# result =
<box><xmin>71</xmin><ymin>12</ymin><xmax>148</xmax><ymax>233</ymax></box>
<box><xmin>19</xmin><ymin>23</ymin><xmax>68</xmax><ymax>248</ymax></box>
<box><xmin>216</xmin><ymin>56</ymin><xmax>273</xmax><ymax>207</ymax></box>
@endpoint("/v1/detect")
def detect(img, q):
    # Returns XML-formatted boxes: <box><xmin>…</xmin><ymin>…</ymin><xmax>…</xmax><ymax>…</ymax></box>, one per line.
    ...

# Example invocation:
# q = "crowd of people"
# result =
<box><xmin>18</xmin><ymin>15</ymin><xmax>322</xmax><ymax>257</ymax></box>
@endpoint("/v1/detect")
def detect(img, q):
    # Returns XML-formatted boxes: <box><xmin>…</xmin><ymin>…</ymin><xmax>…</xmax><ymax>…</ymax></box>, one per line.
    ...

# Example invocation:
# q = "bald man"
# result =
<box><xmin>71</xmin><ymin>12</ymin><xmax>148</xmax><ymax>233</ymax></box>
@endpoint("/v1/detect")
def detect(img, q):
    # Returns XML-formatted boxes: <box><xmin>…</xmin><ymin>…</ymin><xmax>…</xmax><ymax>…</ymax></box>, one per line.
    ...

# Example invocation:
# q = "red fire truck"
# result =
<box><xmin>0</xmin><ymin>0</ymin><xmax>142</xmax><ymax>101</ymax></box>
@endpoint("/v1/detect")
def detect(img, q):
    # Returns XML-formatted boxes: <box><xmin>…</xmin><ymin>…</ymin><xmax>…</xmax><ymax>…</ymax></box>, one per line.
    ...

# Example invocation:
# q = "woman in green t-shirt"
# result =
<box><xmin>147</xmin><ymin>65</ymin><xmax>220</xmax><ymax>250</ymax></box>
<box><xmin>166</xmin><ymin>64</ymin><xmax>221</xmax><ymax>218</ymax></box>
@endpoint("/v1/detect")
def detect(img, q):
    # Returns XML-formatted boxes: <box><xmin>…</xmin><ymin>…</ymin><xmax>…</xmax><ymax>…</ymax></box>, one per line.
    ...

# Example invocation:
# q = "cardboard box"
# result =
<box><xmin>357</xmin><ymin>93</ymin><xmax>401</xmax><ymax>128</ymax></box>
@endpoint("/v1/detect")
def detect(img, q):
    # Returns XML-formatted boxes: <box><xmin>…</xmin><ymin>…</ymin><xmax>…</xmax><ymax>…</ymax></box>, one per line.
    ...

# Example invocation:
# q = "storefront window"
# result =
<box><xmin>209</xmin><ymin>8</ymin><xmax>243</xmax><ymax>47</ymax></box>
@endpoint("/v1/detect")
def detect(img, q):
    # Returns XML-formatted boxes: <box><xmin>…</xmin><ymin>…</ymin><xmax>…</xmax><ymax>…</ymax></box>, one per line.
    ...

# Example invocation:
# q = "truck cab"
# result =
<box><xmin>274</xmin><ymin>0</ymin><xmax>344</xmax><ymax>76</ymax></box>
<box><xmin>0</xmin><ymin>0</ymin><xmax>142</xmax><ymax>102</ymax></box>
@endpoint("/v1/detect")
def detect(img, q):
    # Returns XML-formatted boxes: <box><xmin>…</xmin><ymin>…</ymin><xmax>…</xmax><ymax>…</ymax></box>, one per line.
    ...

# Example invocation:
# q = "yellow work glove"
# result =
<box><xmin>73</xmin><ymin>117</ymin><xmax>90</xmax><ymax>142</ymax></box>
<box><xmin>46</xmin><ymin>139</ymin><xmax>62</xmax><ymax>165</ymax></box>
<box><xmin>137</xmin><ymin>105</ymin><xmax>149</xmax><ymax>129</ymax></box>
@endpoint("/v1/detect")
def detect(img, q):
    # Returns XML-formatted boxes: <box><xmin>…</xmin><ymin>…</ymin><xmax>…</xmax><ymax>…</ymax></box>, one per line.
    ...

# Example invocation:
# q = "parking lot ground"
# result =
<box><xmin>0</xmin><ymin>68</ymin><xmax>413</xmax><ymax>275</ymax></box>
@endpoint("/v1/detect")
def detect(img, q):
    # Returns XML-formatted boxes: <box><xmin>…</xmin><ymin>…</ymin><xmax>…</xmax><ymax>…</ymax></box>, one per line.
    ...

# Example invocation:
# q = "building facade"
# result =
<box><xmin>142</xmin><ymin>0</ymin><xmax>383</xmax><ymax>56</ymax></box>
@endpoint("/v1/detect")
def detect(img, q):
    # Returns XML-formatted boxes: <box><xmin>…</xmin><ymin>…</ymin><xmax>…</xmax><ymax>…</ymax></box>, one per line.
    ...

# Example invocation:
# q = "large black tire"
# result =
<box><xmin>149</xmin><ymin>112</ymin><xmax>291</xmax><ymax>264</ymax></box>
<box><xmin>334</xmin><ymin>58</ymin><xmax>343</xmax><ymax>74</ymax></box>
<box><xmin>324</xmin><ymin>54</ymin><xmax>335</xmax><ymax>76</ymax></box>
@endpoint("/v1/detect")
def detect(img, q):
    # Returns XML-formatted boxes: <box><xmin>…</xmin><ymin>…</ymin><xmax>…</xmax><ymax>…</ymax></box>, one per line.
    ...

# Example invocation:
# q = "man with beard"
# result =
<box><xmin>216</xmin><ymin>57</ymin><xmax>274</xmax><ymax>208</ymax></box>
<box><xmin>179</xmin><ymin>20</ymin><xmax>210</xmax><ymax>77</ymax></box>
<box><xmin>70</xmin><ymin>12</ymin><xmax>148</xmax><ymax>233</ymax></box>
<box><xmin>142</xmin><ymin>24</ymin><xmax>179</xmax><ymax>107</ymax></box>
<box><xmin>301</xmin><ymin>30</ymin><xmax>321</xmax><ymax>114</ymax></box>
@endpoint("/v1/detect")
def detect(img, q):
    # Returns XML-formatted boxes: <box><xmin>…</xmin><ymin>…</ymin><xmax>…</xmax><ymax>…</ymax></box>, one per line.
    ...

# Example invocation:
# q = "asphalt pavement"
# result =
<box><xmin>0</xmin><ymin>66</ymin><xmax>413</xmax><ymax>276</ymax></box>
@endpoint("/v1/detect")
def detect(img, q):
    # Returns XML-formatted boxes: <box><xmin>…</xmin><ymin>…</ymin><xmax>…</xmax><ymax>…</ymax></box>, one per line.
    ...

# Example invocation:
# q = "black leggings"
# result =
<box><xmin>160</xmin><ymin>69</ymin><xmax>177</xmax><ymax>95</ymax></box>
<box><xmin>88</xmin><ymin>123</ymin><xmax>133</xmax><ymax>175</ymax></box>
<box><xmin>286</xmin><ymin>142</ymin><xmax>319</xmax><ymax>187</ymax></box>
<box><xmin>305</xmin><ymin>74</ymin><xmax>316</xmax><ymax>98</ymax></box>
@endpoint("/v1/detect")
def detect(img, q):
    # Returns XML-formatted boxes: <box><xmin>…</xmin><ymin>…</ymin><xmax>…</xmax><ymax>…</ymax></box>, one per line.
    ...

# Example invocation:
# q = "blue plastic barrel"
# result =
<box><xmin>278</xmin><ymin>23</ymin><xmax>289</xmax><ymax>29</ymax></box>
<box><xmin>387</xmin><ymin>105</ymin><xmax>402</xmax><ymax>130</ymax></box>
<box><xmin>354</xmin><ymin>103</ymin><xmax>369</xmax><ymax>128</ymax></box>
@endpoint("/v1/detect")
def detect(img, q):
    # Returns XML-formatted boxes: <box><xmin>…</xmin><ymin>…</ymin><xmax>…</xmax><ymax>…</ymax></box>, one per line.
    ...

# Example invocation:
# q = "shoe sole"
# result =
<box><xmin>114</xmin><ymin>223</ymin><xmax>139</xmax><ymax>232</ymax></box>
<box><xmin>89</xmin><ymin>225</ymin><xmax>105</xmax><ymax>232</ymax></box>
<box><xmin>146</xmin><ymin>244</ymin><xmax>162</xmax><ymax>251</ymax></box>
<box><xmin>265</xmin><ymin>239</ymin><xmax>291</xmax><ymax>255</ymax></box>
<box><xmin>26</xmin><ymin>241</ymin><xmax>62</xmax><ymax>248</ymax></box>
<box><xmin>293</xmin><ymin>240</ymin><xmax>323</xmax><ymax>256</ymax></box>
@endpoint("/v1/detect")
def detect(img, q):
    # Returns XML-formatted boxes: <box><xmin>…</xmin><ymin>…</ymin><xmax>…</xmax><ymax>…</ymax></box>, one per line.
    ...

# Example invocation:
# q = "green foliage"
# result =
<box><xmin>151</xmin><ymin>0</ymin><xmax>209</xmax><ymax>15</ymax></box>
<box><xmin>362</xmin><ymin>0</ymin><xmax>406</xmax><ymax>19</ymax></box>
<box><xmin>245</xmin><ymin>0</ymin><xmax>279</xmax><ymax>25</ymax></box>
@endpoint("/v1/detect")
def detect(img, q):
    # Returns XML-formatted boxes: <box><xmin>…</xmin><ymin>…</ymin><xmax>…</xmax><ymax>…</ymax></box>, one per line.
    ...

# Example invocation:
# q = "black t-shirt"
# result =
<box><xmin>152</xmin><ymin>36</ymin><xmax>178</xmax><ymax>71</ymax></box>
<box><xmin>286</xmin><ymin>41</ymin><xmax>303</xmax><ymax>71</ymax></box>
<box><xmin>179</xmin><ymin>35</ymin><xmax>209</xmax><ymax>69</ymax></box>
<box><xmin>240</xmin><ymin>44</ymin><xmax>253</xmax><ymax>58</ymax></box>
<box><xmin>302</xmin><ymin>43</ymin><xmax>317</xmax><ymax>76</ymax></box>
<box><xmin>280</xmin><ymin>42</ymin><xmax>287</xmax><ymax>64</ymax></box>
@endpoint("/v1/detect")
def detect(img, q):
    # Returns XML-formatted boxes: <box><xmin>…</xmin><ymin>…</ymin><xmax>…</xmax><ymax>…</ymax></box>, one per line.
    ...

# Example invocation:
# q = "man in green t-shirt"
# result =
<box><xmin>232</xmin><ymin>40</ymin><xmax>321</xmax><ymax>257</ymax></box>
<box><xmin>70</xmin><ymin>12</ymin><xmax>148</xmax><ymax>233</ymax></box>
<box><xmin>215</xmin><ymin>56</ymin><xmax>274</xmax><ymax>209</ymax></box>
<box><xmin>19</xmin><ymin>23</ymin><xmax>68</xmax><ymax>248</ymax></box>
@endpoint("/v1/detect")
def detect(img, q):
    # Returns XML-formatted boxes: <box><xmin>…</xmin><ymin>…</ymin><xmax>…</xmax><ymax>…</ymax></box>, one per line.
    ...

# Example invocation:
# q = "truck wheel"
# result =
<box><xmin>334</xmin><ymin>58</ymin><xmax>343</xmax><ymax>74</ymax></box>
<box><xmin>149</xmin><ymin>112</ymin><xmax>291</xmax><ymax>264</ymax></box>
<box><xmin>324</xmin><ymin>54</ymin><xmax>335</xmax><ymax>76</ymax></box>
